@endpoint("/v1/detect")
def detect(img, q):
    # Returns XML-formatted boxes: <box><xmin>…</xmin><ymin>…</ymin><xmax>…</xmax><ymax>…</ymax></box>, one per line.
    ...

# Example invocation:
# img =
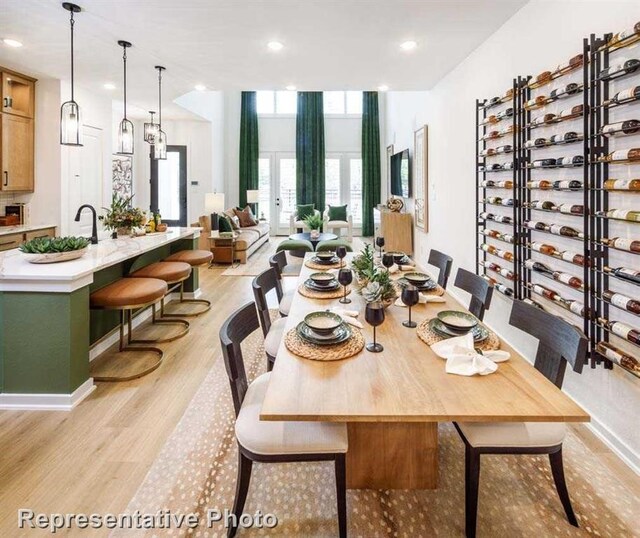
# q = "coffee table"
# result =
<box><xmin>288</xmin><ymin>232</ymin><xmax>338</xmax><ymax>257</ymax></box>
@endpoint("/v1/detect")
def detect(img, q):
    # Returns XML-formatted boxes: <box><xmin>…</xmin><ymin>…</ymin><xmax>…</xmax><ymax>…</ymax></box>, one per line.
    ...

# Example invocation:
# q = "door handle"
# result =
<box><xmin>2</xmin><ymin>97</ymin><xmax>7</xmax><ymax>108</ymax></box>
<box><xmin>3</xmin><ymin>171</ymin><xmax>8</xmax><ymax>187</ymax></box>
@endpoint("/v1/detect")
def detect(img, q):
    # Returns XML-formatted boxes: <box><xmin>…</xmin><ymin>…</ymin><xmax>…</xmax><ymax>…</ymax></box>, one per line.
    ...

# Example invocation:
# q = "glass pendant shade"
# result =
<box><xmin>60</xmin><ymin>100</ymin><xmax>83</xmax><ymax>146</ymax></box>
<box><xmin>144</xmin><ymin>111</ymin><xmax>159</xmax><ymax>144</ymax></box>
<box><xmin>118</xmin><ymin>118</ymin><xmax>134</xmax><ymax>155</ymax></box>
<box><xmin>153</xmin><ymin>129</ymin><xmax>167</xmax><ymax>160</ymax></box>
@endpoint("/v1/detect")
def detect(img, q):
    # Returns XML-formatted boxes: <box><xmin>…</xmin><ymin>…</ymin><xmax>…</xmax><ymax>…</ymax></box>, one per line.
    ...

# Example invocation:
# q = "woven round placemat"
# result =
<box><xmin>284</xmin><ymin>326</ymin><xmax>365</xmax><ymax>361</ymax></box>
<box><xmin>298</xmin><ymin>284</ymin><xmax>352</xmax><ymax>299</ymax></box>
<box><xmin>393</xmin><ymin>280</ymin><xmax>445</xmax><ymax>297</ymax></box>
<box><xmin>416</xmin><ymin>318</ymin><xmax>501</xmax><ymax>351</ymax></box>
<box><xmin>304</xmin><ymin>259</ymin><xmax>343</xmax><ymax>270</ymax></box>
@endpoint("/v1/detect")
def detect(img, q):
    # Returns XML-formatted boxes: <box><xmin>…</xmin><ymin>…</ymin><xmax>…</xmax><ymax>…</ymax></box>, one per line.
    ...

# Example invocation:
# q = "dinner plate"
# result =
<box><xmin>429</xmin><ymin>318</ymin><xmax>488</xmax><ymax>343</ymax></box>
<box><xmin>304</xmin><ymin>278</ymin><xmax>340</xmax><ymax>291</ymax></box>
<box><xmin>436</xmin><ymin>310</ymin><xmax>478</xmax><ymax>332</ymax></box>
<box><xmin>297</xmin><ymin>321</ymin><xmax>352</xmax><ymax>345</ymax></box>
<box><xmin>312</xmin><ymin>256</ymin><xmax>340</xmax><ymax>265</ymax></box>
<box><xmin>397</xmin><ymin>277</ymin><xmax>437</xmax><ymax>291</ymax></box>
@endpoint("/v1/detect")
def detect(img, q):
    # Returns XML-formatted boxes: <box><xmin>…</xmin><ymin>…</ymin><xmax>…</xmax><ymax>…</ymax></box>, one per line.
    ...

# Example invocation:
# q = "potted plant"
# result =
<box><xmin>100</xmin><ymin>194</ymin><xmax>147</xmax><ymax>237</ymax></box>
<box><xmin>352</xmin><ymin>244</ymin><xmax>398</xmax><ymax>307</ymax></box>
<box><xmin>303</xmin><ymin>213</ymin><xmax>323</xmax><ymax>240</ymax></box>
<box><xmin>351</xmin><ymin>243</ymin><xmax>375</xmax><ymax>285</ymax></box>
<box><xmin>19</xmin><ymin>236</ymin><xmax>90</xmax><ymax>264</ymax></box>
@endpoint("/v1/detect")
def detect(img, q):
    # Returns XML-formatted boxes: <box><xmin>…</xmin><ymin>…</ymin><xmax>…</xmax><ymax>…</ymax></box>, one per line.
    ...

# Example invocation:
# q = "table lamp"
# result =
<box><xmin>205</xmin><ymin>192</ymin><xmax>225</xmax><ymax>231</ymax></box>
<box><xmin>246</xmin><ymin>189</ymin><xmax>259</xmax><ymax>216</ymax></box>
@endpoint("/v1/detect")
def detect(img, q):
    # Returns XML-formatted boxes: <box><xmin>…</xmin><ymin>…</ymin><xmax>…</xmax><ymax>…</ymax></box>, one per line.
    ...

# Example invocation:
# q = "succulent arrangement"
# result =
<box><xmin>351</xmin><ymin>243</ymin><xmax>375</xmax><ymax>280</ymax></box>
<box><xmin>99</xmin><ymin>194</ymin><xmax>146</xmax><ymax>233</ymax></box>
<box><xmin>19</xmin><ymin>236</ymin><xmax>90</xmax><ymax>254</ymax></box>
<box><xmin>352</xmin><ymin>244</ymin><xmax>398</xmax><ymax>304</ymax></box>
<box><xmin>303</xmin><ymin>212</ymin><xmax>324</xmax><ymax>232</ymax></box>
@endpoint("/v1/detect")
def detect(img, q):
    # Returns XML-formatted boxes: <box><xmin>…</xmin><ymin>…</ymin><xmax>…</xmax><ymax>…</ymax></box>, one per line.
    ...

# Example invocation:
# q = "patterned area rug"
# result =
<box><xmin>114</xmin><ymin>317</ymin><xmax>639</xmax><ymax>537</ymax></box>
<box><xmin>221</xmin><ymin>238</ymin><xmax>303</xmax><ymax>277</ymax></box>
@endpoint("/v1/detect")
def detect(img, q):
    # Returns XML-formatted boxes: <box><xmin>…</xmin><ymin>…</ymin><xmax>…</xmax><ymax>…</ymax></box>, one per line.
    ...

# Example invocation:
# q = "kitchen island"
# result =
<box><xmin>0</xmin><ymin>227</ymin><xmax>201</xmax><ymax>409</ymax></box>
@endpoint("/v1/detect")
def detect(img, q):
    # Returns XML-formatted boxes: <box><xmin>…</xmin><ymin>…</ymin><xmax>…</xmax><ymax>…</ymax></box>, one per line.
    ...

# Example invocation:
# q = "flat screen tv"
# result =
<box><xmin>390</xmin><ymin>149</ymin><xmax>411</xmax><ymax>198</ymax></box>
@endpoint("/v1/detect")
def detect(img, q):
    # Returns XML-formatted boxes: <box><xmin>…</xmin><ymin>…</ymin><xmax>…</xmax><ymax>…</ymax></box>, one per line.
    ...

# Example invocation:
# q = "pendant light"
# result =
<box><xmin>144</xmin><ymin>110</ymin><xmax>159</xmax><ymax>144</ymax></box>
<box><xmin>60</xmin><ymin>2</ymin><xmax>83</xmax><ymax>146</ymax></box>
<box><xmin>117</xmin><ymin>40</ymin><xmax>134</xmax><ymax>155</ymax></box>
<box><xmin>153</xmin><ymin>65</ymin><xmax>167</xmax><ymax>160</ymax></box>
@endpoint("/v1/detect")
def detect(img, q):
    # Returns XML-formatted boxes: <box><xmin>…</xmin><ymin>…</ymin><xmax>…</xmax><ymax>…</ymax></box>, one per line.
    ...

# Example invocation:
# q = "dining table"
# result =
<box><xmin>260</xmin><ymin>252</ymin><xmax>590</xmax><ymax>490</ymax></box>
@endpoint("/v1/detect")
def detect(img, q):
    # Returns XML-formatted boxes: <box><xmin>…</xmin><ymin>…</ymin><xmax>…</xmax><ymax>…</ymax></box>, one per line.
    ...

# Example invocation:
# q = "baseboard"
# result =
<box><xmin>0</xmin><ymin>378</ymin><xmax>95</xmax><ymax>411</ymax></box>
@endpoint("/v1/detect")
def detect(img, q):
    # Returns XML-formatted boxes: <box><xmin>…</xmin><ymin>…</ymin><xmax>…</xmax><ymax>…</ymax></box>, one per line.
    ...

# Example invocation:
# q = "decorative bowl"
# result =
<box><xmin>404</xmin><ymin>272</ymin><xmax>431</xmax><ymax>286</ymax></box>
<box><xmin>304</xmin><ymin>311</ymin><xmax>344</xmax><ymax>335</ymax></box>
<box><xmin>22</xmin><ymin>247</ymin><xmax>89</xmax><ymax>264</ymax></box>
<box><xmin>309</xmin><ymin>272</ymin><xmax>337</xmax><ymax>287</ymax></box>
<box><xmin>436</xmin><ymin>310</ymin><xmax>478</xmax><ymax>332</ymax></box>
<box><xmin>316</xmin><ymin>251</ymin><xmax>335</xmax><ymax>261</ymax></box>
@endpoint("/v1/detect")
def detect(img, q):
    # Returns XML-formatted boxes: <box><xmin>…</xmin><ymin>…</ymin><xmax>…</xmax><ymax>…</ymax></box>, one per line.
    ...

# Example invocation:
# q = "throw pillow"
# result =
<box><xmin>297</xmin><ymin>204</ymin><xmax>315</xmax><ymax>221</ymax></box>
<box><xmin>218</xmin><ymin>215</ymin><xmax>233</xmax><ymax>233</ymax></box>
<box><xmin>328</xmin><ymin>204</ymin><xmax>348</xmax><ymax>222</ymax></box>
<box><xmin>223</xmin><ymin>208</ymin><xmax>239</xmax><ymax>230</ymax></box>
<box><xmin>234</xmin><ymin>206</ymin><xmax>258</xmax><ymax>227</ymax></box>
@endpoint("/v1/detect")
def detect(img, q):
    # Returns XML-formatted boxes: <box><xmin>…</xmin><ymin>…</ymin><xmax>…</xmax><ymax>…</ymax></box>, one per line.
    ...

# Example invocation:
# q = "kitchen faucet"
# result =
<box><xmin>74</xmin><ymin>204</ymin><xmax>98</xmax><ymax>244</ymax></box>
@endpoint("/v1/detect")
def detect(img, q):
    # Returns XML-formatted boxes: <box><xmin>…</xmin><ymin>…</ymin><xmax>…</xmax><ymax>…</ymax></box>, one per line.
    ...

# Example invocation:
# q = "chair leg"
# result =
<box><xmin>465</xmin><ymin>446</ymin><xmax>481</xmax><ymax>538</ymax></box>
<box><xmin>334</xmin><ymin>454</ymin><xmax>347</xmax><ymax>538</ymax></box>
<box><xmin>549</xmin><ymin>448</ymin><xmax>578</xmax><ymax>527</ymax></box>
<box><xmin>228</xmin><ymin>450</ymin><xmax>253</xmax><ymax>538</ymax></box>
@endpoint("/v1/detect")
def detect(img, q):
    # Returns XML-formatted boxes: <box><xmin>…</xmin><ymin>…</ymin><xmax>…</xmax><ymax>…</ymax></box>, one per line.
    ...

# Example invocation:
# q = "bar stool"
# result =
<box><xmin>163</xmin><ymin>249</ymin><xmax>213</xmax><ymax>316</ymax></box>
<box><xmin>128</xmin><ymin>261</ymin><xmax>191</xmax><ymax>342</ymax></box>
<box><xmin>90</xmin><ymin>277</ymin><xmax>168</xmax><ymax>382</ymax></box>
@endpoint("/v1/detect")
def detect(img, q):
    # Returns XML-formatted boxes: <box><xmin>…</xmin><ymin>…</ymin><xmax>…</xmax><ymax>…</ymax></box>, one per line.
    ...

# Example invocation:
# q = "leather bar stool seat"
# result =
<box><xmin>165</xmin><ymin>249</ymin><xmax>213</xmax><ymax>266</ymax></box>
<box><xmin>130</xmin><ymin>261</ymin><xmax>192</xmax><ymax>283</ymax></box>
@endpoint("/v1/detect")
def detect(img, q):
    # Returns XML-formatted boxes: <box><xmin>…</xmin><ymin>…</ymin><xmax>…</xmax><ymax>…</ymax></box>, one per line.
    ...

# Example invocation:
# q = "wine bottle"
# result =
<box><xmin>525</xmin><ymin>259</ymin><xmax>554</xmax><ymax>275</ymax></box>
<box><xmin>487</xmin><ymin>96</ymin><xmax>500</xmax><ymax>107</ymax></box>
<box><xmin>556</xmin><ymin>54</ymin><xmax>584</xmax><ymax>74</ymax></box>
<box><xmin>558</xmin><ymin>155</ymin><xmax>584</xmax><ymax>167</ymax></box>
<box><xmin>600</xmin><ymin>149</ymin><xmax>640</xmax><ymax>162</ymax></box>
<box><xmin>596</xmin><ymin>342</ymin><xmax>640</xmax><ymax>375</ymax></box>
<box><xmin>562</xmin><ymin>298</ymin><xmax>586</xmax><ymax>317</ymax></box>
<box><xmin>607</xmin><ymin>23</ymin><xmax>640</xmax><ymax>49</ymax></box>
<box><xmin>524</xmin><ymin>96</ymin><xmax>547</xmax><ymax>110</ymax></box>
<box><xmin>598</xmin><ymin>318</ymin><xmax>640</xmax><ymax>345</ymax></box>
<box><xmin>550</xmin><ymin>83</ymin><xmax>581</xmax><ymax>100</ymax></box>
<box><xmin>553</xmin><ymin>271</ymin><xmax>583</xmax><ymax>289</ymax></box>
<box><xmin>528</xmin><ymin>200</ymin><xmax>556</xmax><ymax>210</ymax></box>
<box><xmin>483</xmin><ymin>229</ymin><xmax>501</xmax><ymax>239</ymax></box>
<box><xmin>531</xmin><ymin>241</ymin><xmax>557</xmax><ymax>255</ymax></box>
<box><xmin>482</xmin><ymin>114</ymin><xmax>499</xmax><ymax>125</ymax></box>
<box><xmin>527</xmin><ymin>180</ymin><xmax>552</xmax><ymax>190</ymax></box>
<box><xmin>553</xmin><ymin>179</ymin><xmax>583</xmax><ymax>190</ymax></box>
<box><xmin>531</xmin><ymin>283</ymin><xmax>560</xmax><ymax>301</ymax></box>
<box><xmin>479</xmin><ymin>211</ymin><xmax>494</xmax><ymax>221</ymax></box>
<box><xmin>496</xmin><ymin>108</ymin><xmax>514</xmax><ymax>120</ymax></box>
<box><xmin>493</xmin><ymin>214</ymin><xmax>512</xmax><ymax>224</ymax></box>
<box><xmin>525</xmin><ymin>220</ymin><xmax>548</xmax><ymax>231</ymax></box>
<box><xmin>604</xmin><ymin>178</ymin><xmax>640</xmax><ymax>191</ymax></box>
<box><xmin>603</xmin><ymin>290</ymin><xmax>640</xmax><ymax>314</ymax></box>
<box><xmin>550</xmin><ymin>132</ymin><xmax>580</xmax><ymax>144</ymax></box>
<box><xmin>495</xmin><ymin>180</ymin><xmax>514</xmax><ymax>189</ymax></box>
<box><xmin>499</xmin><ymin>125</ymin><xmax>518</xmax><ymax>136</ymax></box>
<box><xmin>481</xmin><ymin>274</ymin><xmax>498</xmax><ymax>286</ymax></box>
<box><xmin>557</xmin><ymin>204</ymin><xmax>584</xmax><ymax>215</ymax></box>
<box><xmin>495</xmin><ymin>283</ymin><xmax>514</xmax><ymax>296</ymax></box>
<box><xmin>601</xmin><ymin>120</ymin><xmax>640</xmax><ymax>137</ymax></box>
<box><xmin>599</xmin><ymin>59</ymin><xmax>640</xmax><ymax>80</ymax></box>
<box><xmin>596</xmin><ymin>209</ymin><xmax>640</xmax><ymax>222</ymax></box>
<box><xmin>524</xmin><ymin>298</ymin><xmax>545</xmax><ymax>310</ymax></box>
<box><xmin>486</xmin><ymin>196</ymin><xmax>502</xmax><ymax>204</ymax></box>
<box><xmin>529</xmin><ymin>71</ymin><xmax>552</xmax><ymax>88</ymax></box>
<box><xmin>531</xmin><ymin>113</ymin><xmax>556</xmax><ymax>126</ymax></box>
<box><xmin>503</xmin><ymin>88</ymin><xmax>514</xmax><ymax>100</ymax></box>
<box><xmin>483</xmin><ymin>130</ymin><xmax>500</xmax><ymax>140</ymax></box>
<box><xmin>502</xmin><ymin>161</ymin><xmax>514</xmax><ymax>170</ymax></box>
<box><xmin>525</xmin><ymin>138</ymin><xmax>549</xmax><ymax>149</ymax></box>
<box><xmin>559</xmin><ymin>250</ymin><xmax>587</xmax><ymax>266</ymax></box>
<box><xmin>479</xmin><ymin>148</ymin><xmax>497</xmax><ymax>157</ymax></box>
<box><xmin>604</xmin><ymin>265</ymin><xmax>640</xmax><ymax>285</ymax></box>
<box><xmin>480</xmin><ymin>179</ymin><xmax>495</xmax><ymax>187</ymax></box>
<box><xmin>502</xmin><ymin>233</ymin><xmax>515</xmax><ymax>244</ymax></box>
<box><xmin>549</xmin><ymin>224</ymin><xmax>584</xmax><ymax>239</ymax></box>
<box><xmin>481</xmin><ymin>261</ymin><xmax>515</xmax><ymax>280</ymax></box>
<box><xmin>601</xmin><ymin>237</ymin><xmax>640</xmax><ymax>253</ymax></box>
<box><xmin>532</xmin><ymin>158</ymin><xmax>557</xmax><ymax>168</ymax></box>
<box><xmin>496</xmin><ymin>144</ymin><xmax>513</xmax><ymax>154</ymax></box>
<box><xmin>559</xmin><ymin>105</ymin><xmax>584</xmax><ymax>119</ymax></box>
<box><xmin>605</xmin><ymin>86</ymin><xmax>640</xmax><ymax>106</ymax></box>
<box><xmin>487</xmin><ymin>163</ymin><xmax>503</xmax><ymax>171</ymax></box>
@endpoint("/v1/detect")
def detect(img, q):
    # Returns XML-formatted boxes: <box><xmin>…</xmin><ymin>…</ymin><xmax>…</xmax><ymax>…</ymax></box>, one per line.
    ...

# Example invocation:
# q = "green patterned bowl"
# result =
<box><xmin>304</xmin><ymin>311</ymin><xmax>344</xmax><ymax>335</ymax></box>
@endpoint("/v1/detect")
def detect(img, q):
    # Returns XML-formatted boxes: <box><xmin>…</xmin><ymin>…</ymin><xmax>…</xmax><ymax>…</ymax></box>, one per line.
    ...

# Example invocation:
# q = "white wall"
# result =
<box><xmin>385</xmin><ymin>0</ymin><xmax>640</xmax><ymax>471</ymax></box>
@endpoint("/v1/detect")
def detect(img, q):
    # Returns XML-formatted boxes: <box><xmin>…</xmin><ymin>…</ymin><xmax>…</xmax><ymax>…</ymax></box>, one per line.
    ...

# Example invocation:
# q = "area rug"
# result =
<box><xmin>114</xmin><ymin>320</ymin><xmax>639</xmax><ymax>537</ymax></box>
<box><xmin>221</xmin><ymin>238</ymin><xmax>303</xmax><ymax>277</ymax></box>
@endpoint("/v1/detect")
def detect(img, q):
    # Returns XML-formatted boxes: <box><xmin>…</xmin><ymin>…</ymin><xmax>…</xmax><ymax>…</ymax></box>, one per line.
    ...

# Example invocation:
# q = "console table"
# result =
<box><xmin>373</xmin><ymin>207</ymin><xmax>413</xmax><ymax>255</ymax></box>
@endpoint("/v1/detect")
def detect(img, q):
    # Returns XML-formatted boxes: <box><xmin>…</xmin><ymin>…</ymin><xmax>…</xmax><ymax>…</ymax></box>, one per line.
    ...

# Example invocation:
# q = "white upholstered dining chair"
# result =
<box><xmin>323</xmin><ymin>205</ymin><xmax>353</xmax><ymax>241</ymax></box>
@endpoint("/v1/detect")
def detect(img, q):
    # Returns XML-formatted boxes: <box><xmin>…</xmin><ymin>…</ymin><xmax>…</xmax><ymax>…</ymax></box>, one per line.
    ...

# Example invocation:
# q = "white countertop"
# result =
<box><xmin>0</xmin><ymin>227</ymin><xmax>201</xmax><ymax>293</ymax></box>
<box><xmin>0</xmin><ymin>224</ymin><xmax>57</xmax><ymax>237</ymax></box>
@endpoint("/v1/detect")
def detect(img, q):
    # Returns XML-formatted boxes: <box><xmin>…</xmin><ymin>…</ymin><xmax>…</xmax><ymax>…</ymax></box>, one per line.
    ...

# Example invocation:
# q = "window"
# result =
<box><xmin>349</xmin><ymin>158</ymin><xmax>363</xmax><ymax>225</ymax></box>
<box><xmin>323</xmin><ymin>91</ymin><xmax>362</xmax><ymax>115</ymax></box>
<box><xmin>279</xmin><ymin>158</ymin><xmax>297</xmax><ymax>228</ymax></box>
<box><xmin>257</xmin><ymin>91</ymin><xmax>297</xmax><ymax>115</ymax></box>
<box><xmin>258</xmin><ymin>157</ymin><xmax>271</xmax><ymax>222</ymax></box>
<box><xmin>325</xmin><ymin>154</ymin><xmax>362</xmax><ymax>226</ymax></box>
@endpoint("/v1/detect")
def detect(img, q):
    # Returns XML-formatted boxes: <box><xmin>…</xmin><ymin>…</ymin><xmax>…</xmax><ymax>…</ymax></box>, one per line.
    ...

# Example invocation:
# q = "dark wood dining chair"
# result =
<box><xmin>428</xmin><ymin>249</ymin><xmax>454</xmax><ymax>288</ymax></box>
<box><xmin>252</xmin><ymin>268</ymin><xmax>287</xmax><ymax>371</ymax></box>
<box><xmin>454</xmin><ymin>300</ymin><xmax>587</xmax><ymax>538</ymax></box>
<box><xmin>219</xmin><ymin>302</ymin><xmax>348</xmax><ymax>538</ymax></box>
<box><xmin>453</xmin><ymin>268</ymin><xmax>494</xmax><ymax>321</ymax></box>
<box><xmin>269</xmin><ymin>250</ymin><xmax>294</xmax><ymax>317</ymax></box>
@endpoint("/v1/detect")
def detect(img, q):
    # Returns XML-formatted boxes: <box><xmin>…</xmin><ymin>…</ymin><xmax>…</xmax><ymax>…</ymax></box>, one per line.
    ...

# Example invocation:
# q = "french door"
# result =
<box><xmin>325</xmin><ymin>153</ymin><xmax>362</xmax><ymax>231</ymax></box>
<box><xmin>150</xmin><ymin>145</ymin><xmax>187</xmax><ymax>226</ymax></box>
<box><xmin>259</xmin><ymin>152</ymin><xmax>297</xmax><ymax>235</ymax></box>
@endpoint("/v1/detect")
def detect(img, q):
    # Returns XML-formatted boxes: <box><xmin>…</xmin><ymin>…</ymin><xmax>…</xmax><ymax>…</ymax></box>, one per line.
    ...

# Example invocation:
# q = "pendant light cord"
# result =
<box><xmin>69</xmin><ymin>10</ymin><xmax>75</xmax><ymax>102</ymax></box>
<box><xmin>157</xmin><ymin>68</ymin><xmax>162</xmax><ymax>128</ymax></box>
<box><xmin>122</xmin><ymin>45</ymin><xmax>127</xmax><ymax>120</ymax></box>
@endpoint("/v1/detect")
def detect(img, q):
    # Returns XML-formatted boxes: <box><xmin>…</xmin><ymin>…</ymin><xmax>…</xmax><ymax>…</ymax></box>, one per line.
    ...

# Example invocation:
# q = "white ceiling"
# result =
<box><xmin>0</xmin><ymin>0</ymin><xmax>528</xmax><ymax>119</ymax></box>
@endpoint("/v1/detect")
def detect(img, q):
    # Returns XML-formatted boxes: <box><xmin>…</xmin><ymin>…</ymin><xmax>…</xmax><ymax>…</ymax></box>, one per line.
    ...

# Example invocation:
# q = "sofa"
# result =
<box><xmin>196</xmin><ymin>213</ymin><xmax>270</xmax><ymax>264</ymax></box>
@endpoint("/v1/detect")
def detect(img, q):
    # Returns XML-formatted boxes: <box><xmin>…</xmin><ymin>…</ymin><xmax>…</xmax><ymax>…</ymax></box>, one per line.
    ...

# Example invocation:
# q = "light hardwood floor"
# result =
<box><xmin>0</xmin><ymin>258</ymin><xmax>637</xmax><ymax>536</ymax></box>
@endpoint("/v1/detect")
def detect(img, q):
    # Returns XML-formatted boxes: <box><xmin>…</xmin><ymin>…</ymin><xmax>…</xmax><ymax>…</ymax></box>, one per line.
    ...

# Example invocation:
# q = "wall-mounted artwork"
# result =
<box><xmin>414</xmin><ymin>125</ymin><xmax>428</xmax><ymax>231</ymax></box>
<box><xmin>112</xmin><ymin>154</ymin><xmax>133</xmax><ymax>198</ymax></box>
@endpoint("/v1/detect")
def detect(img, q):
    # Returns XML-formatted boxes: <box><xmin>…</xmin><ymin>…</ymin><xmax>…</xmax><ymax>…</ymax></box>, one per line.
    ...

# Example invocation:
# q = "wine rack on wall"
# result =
<box><xmin>474</xmin><ymin>22</ymin><xmax>640</xmax><ymax>379</ymax></box>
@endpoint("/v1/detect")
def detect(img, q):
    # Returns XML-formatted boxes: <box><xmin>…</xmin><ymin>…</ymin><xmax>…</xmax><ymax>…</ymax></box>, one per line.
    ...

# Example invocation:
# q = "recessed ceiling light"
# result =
<box><xmin>103</xmin><ymin>83</ymin><xmax>116</xmax><ymax>90</ymax></box>
<box><xmin>400</xmin><ymin>40</ymin><xmax>417</xmax><ymax>51</ymax></box>
<box><xmin>377</xmin><ymin>85</ymin><xmax>389</xmax><ymax>92</ymax></box>
<box><xmin>267</xmin><ymin>41</ymin><xmax>284</xmax><ymax>51</ymax></box>
<box><xmin>286</xmin><ymin>85</ymin><xmax>296</xmax><ymax>91</ymax></box>
<box><xmin>195</xmin><ymin>84</ymin><xmax>206</xmax><ymax>91</ymax></box>
<box><xmin>3</xmin><ymin>38</ymin><xmax>23</xmax><ymax>48</ymax></box>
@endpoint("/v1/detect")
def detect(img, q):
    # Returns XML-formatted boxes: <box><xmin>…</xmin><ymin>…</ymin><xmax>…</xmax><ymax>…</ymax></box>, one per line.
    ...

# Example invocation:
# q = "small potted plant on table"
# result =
<box><xmin>303</xmin><ymin>213</ymin><xmax>324</xmax><ymax>240</ymax></box>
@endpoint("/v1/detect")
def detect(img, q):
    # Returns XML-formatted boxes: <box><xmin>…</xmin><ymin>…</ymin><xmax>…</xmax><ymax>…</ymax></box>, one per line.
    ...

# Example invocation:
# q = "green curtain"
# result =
<box><xmin>361</xmin><ymin>91</ymin><xmax>381</xmax><ymax>236</ymax></box>
<box><xmin>239</xmin><ymin>91</ymin><xmax>259</xmax><ymax>208</ymax></box>
<box><xmin>296</xmin><ymin>92</ymin><xmax>325</xmax><ymax>209</ymax></box>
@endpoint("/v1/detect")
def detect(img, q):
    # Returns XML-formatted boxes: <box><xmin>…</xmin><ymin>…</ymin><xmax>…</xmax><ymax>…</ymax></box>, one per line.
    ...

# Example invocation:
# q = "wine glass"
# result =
<box><xmin>338</xmin><ymin>268</ymin><xmax>353</xmax><ymax>304</ymax></box>
<box><xmin>375</xmin><ymin>236</ymin><xmax>385</xmax><ymax>257</ymax></box>
<box><xmin>336</xmin><ymin>245</ymin><xmax>347</xmax><ymax>268</ymax></box>
<box><xmin>382</xmin><ymin>253</ymin><xmax>394</xmax><ymax>272</ymax></box>
<box><xmin>401</xmin><ymin>284</ymin><xmax>420</xmax><ymax>328</ymax></box>
<box><xmin>365</xmin><ymin>301</ymin><xmax>385</xmax><ymax>353</ymax></box>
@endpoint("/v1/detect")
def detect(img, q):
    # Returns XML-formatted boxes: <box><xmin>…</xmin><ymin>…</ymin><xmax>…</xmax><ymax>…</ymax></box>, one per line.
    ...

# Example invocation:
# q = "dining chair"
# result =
<box><xmin>252</xmin><ymin>268</ymin><xmax>288</xmax><ymax>371</ymax></box>
<box><xmin>219</xmin><ymin>302</ymin><xmax>348</xmax><ymax>538</ymax></box>
<box><xmin>269</xmin><ymin>250</ymin><xmax>294</xmax><ymax>317</ymax></box>
<box><xmin>454</xmin><ymin>300</ymin><xmax>587</xmax><ymax>538</ymax></box>
<box><xmin>428</xmin><ymin>249</ymin><xmax>454</xmax><ymax>288</ymax></box>
<box><xmin>453</xmin><ymin>268</ymin><xmax>494</xmax><ymax>321</ymax></box>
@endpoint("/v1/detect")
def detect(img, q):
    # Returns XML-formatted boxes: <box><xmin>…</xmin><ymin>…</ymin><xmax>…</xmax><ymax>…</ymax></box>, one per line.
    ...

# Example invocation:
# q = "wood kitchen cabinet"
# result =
<box><xmin>0</xmin><ymin>67</ymin><xmax>36</xmax><ymax>193</ymax></box>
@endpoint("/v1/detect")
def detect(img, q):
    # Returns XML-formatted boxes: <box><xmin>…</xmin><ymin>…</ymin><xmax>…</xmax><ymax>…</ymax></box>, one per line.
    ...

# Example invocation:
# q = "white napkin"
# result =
<box><xmin>431</xmin><ymin>333</ymin><xmax>509</xmax><ymax>376</ymax></box>
<box><xmin>330</xmin><ymin>308</ymin><xmax>364</xmax><ymax>329</ymax></box>
<box><xmin>388</xmin><ymin>263</ymin><xmax>415</xmax><ymax>274</ymax></box>
<box><xmin>394</xmin><ymin>294</ymin><xmax>446</xmax><ymax>307</ymax></box>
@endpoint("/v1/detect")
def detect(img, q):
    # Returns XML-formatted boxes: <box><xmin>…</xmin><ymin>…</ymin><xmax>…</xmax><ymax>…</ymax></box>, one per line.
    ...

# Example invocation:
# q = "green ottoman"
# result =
<box><xmin>316</xmin><ymin>239</ymin><xmax>353</xmax><ymax>253</ymax></box>
<box><xmin>276</xmin><ymin>239</ymin><xmax>314</xmax><ymax>258</ymax></box>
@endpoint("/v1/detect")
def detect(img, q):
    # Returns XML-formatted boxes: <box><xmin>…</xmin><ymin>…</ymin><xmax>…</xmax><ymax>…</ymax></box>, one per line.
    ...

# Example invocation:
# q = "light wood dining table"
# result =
<box><xmin>260</xmin><ymin>253</ymin><xmax>589</xmax><ymax>490</ymax></box>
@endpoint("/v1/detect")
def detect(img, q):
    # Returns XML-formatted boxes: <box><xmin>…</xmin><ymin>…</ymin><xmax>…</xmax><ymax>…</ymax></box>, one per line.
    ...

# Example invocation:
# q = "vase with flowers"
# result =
<box><xmin>100</xmin><ymin>194</ymin><xmax>147</xmax><ymax>237</ymax></box>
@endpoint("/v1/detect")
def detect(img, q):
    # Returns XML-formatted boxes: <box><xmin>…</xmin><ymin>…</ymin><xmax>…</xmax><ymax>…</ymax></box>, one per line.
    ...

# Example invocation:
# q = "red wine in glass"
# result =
<box><xmin>376</xmin><ymin>236</ymin><xmax>385</xmax><ymax>257</ymax></box>
<box><xmin>338</xmin><ymin>268</ymin><xmax>353</xmax><ymax>304</ymax></box>
<box><xmin>365</xmin><ymin>301</ymin><xmax>385</xmax><ymax>353</ymax></box>
<box><xmin>382</xmin><ymin>253</ymin><xmax>394</xmax><ymax>272</ymax></box>
<box><xmin>401</xmin><ymin>284</ymin><xmax>420</xmax><ymax>328</ymax></box>
<box><xmin>336</xmin><ymin>245</ymin><xmax>347</xmax><ymax>268</ymax></box>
